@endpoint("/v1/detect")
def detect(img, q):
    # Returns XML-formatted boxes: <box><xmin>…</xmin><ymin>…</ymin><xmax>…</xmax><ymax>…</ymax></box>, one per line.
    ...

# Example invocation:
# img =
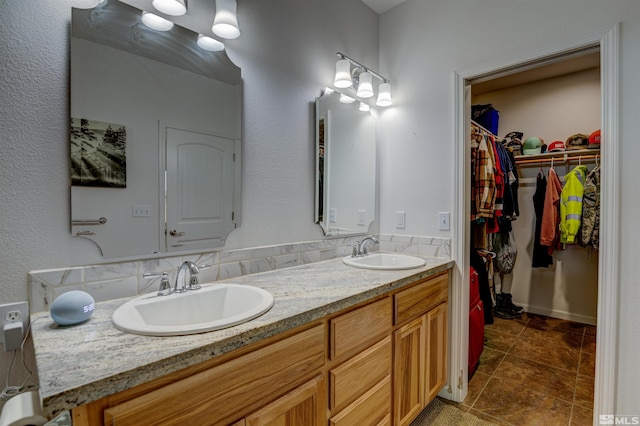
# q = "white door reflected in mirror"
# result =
<box><xmin>69</xmin><ymin>2</ymin><xmax>242</xmax><ymax>257</ymax></box>
<box><xmin>163</xmin><ymin>125</ymin><xmax>239</xmax><ymax>252</ymax></box>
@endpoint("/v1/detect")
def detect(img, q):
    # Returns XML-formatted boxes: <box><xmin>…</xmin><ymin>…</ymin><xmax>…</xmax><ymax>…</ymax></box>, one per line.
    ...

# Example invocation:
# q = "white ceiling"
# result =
<box><xmin>361</xmin><ymin>0</ymin><xmax>407</xmax><ymax>14</ymax></box>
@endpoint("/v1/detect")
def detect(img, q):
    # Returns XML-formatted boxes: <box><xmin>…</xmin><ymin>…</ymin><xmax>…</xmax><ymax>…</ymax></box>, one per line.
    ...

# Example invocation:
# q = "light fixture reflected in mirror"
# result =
<box><xmin>197</xmin><ymin>34</ymin><xmax>225</xmax><ymax>51</ymax></box>
<box><xmin>72</xmin><ymin>0</ymin><xmax>107</xmax><ymax>9</ymax></box>
<box><xmin>212</xmin><ymin>0</ymin><xmax>241</xmax><ymax>39</ymax></box>
<box><xmin>141</xmin><ymin>11</ymin><xmax>174</xmax><ymax>31</ymax></box>
<box><xmin>152</xmin><ymin>0</ymin><xmax>186</xmax><ymax>16</ymax></box>
<box><xmin>359</xmin><ymin>102</ymin><xmax>370</xmax><ymax>112</ymax></box>
<box><xmin>333</xmin><ymin>52</ymin><xmax>392</xmax><ymax>107</ymax></box>
<box><xmin>339</xmin><ymin>94</ymin><xmax>356</xmax><ymax>104</ymax></box>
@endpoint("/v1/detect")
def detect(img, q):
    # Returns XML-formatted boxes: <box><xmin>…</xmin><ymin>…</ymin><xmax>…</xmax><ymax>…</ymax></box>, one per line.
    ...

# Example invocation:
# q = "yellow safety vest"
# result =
<box><xmin>560</xmin><ymin>165</ymin><xmax>588</xmax><ymax>244</ymax></box>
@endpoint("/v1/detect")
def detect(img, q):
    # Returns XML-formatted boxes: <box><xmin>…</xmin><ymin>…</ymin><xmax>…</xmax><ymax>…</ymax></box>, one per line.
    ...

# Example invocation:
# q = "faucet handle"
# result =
<box><xmin>187</xmin><ymin>264</ymin><xmax>212</xmax><ymax>290</ymax></box>
<box><xmin>144</xmin><ymin>272</ymin><xmax>173</xmax><ymax>296</ymax></box>
<box><xmin>188</xmin><ymin>275</ymin><xmax>201</xmax><ymax>290</ymax></box>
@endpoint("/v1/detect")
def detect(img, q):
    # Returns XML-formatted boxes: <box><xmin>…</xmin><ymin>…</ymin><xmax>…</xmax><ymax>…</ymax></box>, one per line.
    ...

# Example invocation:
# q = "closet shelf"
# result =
<box><xmin>514</xmin><ymin>148</ymin><xmax>600</xmax><ymax>166</ymax></box>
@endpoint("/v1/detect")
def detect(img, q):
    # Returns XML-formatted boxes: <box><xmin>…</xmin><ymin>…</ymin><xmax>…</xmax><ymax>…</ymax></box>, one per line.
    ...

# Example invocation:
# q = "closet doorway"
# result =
<box><xmin>452</xmin><ymin>25</ymin><xmax>620</xmax><ymax>423</ymax></box>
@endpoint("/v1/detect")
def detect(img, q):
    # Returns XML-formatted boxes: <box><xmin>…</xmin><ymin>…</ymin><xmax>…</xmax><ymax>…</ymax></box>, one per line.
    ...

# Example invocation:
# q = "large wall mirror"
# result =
<box><xmin>70</xmin><ymin>0</ymin><xmax>242</xmax><ymax>257</ymax></box>
<box><xmin>315</xmin><ymin>90</ymin><xmax>376</xmax><ymax>236</ymax></box>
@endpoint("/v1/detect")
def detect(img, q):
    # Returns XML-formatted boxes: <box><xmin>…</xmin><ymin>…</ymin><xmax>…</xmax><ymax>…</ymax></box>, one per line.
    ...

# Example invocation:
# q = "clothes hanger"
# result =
<box><xmin>476</xmin><ymin>248</ymin><xmax>496</xmax><ymax>259</ymax></box>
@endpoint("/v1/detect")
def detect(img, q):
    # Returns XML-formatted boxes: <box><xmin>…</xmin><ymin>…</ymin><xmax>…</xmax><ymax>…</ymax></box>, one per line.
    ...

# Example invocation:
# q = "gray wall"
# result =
<box><xmin>0</xmin><ymin>0</ymin><xmax>378</xmax><ymax>404</ymax></box>
<box><xmin>378</xmin><ymin>0</ymin><xmax>640</xmax><ymax>413</ymax></box>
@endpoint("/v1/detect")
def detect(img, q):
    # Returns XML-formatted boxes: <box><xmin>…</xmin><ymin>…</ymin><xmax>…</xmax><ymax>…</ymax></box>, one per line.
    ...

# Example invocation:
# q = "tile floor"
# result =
<box><xmin>449</xmin><ymin>312</ymin><xmax>596</xmax><ymax>425</ymax></box>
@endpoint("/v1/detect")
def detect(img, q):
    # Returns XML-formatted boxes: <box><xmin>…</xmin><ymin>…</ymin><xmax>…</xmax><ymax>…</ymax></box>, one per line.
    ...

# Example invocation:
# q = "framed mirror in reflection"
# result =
<box><xmin>70</xmin><ymin>0</ymin><xmax>242</xmax><ymax>257</ymax></box>
<box><xmin>315</xmin><ymin>89</ymin><xmax>376</xmax><ymax>236</ymax></box>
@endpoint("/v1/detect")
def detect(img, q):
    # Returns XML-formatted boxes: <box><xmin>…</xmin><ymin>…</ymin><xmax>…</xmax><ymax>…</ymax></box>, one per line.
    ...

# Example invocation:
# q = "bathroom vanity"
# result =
<box><xmin>30</xmin><ymin>256</ymin><xmax>452</xmax><ymax>426</ymax></box>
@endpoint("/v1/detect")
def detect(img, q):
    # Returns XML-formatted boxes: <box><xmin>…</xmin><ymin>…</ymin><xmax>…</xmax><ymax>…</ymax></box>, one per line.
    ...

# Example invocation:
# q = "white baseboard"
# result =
<box><xmin>522</xmin><ymin>304</ymin><xmax>597</xmax><ymax>326</ymax></box>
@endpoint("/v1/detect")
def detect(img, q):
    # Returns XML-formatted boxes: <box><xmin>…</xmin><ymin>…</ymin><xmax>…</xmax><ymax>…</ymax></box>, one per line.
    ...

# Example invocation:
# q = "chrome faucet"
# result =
<box><xmin>356</xmin><ymin>236</ymin><xmax>378</xmax><ymax>257</ymax></box>
<box><xmin>174</xmin><ymin>261</ymin><xmax>201</xmax><ymax>293</ymax></box>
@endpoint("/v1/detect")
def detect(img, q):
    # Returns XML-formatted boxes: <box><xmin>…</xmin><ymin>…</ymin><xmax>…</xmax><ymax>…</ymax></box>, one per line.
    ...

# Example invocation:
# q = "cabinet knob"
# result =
<box><xmin>169</xmin><ymin>230</ymin><xmax>185</xmax><ymax>237</ymax></box>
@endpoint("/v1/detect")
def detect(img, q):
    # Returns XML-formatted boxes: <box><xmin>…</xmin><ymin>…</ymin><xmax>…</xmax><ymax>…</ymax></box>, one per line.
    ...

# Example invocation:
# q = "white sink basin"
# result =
<box><xmin>112</xmin><ymin>284</ymin><xmax>274</xmax><ymax>336</ymax></box>
<box><xmin>343</xmin><ymin>252</ymin><xmax>426</xmax><ymax>270</ymax></box>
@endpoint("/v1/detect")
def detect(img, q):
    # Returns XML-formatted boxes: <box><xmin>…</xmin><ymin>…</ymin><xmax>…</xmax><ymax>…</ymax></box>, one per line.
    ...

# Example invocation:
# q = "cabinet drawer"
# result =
<box><xmin>103</xmin><ymin>325</ymin><xmax>325</xmax><ymax>426</ymax></box>
<box><xmin>394</xmin><ymin>273</ymin><xmax>448</xmax><ymax>325</ymax></box>
<box><xmin>329</xmin><ymin>376</ymin><xmax>391</xmax><ymax>426</ymax></box>
<box><xmin>329</xmin><ymin>336</ymin><xmax>392</xmax><ymax>413</ymax></box>
<box><xmin>330</xmin><ymin>297</ymin><xmax>392</xmax><ymax>360</ymax></box>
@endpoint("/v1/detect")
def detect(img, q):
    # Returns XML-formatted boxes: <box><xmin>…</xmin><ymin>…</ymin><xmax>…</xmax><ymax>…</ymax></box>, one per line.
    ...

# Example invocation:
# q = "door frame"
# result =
<box><xmin>450</xmin><ymin>24</ymin><xmax>620</xmax><ymax>419</ymax></box>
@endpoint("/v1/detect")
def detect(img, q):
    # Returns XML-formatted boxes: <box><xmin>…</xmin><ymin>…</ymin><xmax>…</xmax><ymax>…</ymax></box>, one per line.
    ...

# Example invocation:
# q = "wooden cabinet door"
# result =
<box><xmin>245</xmin><ymin>375</ymin><xmax>326</xmax><ymax>426</ymax></box>
<box><xmin>425</xmin><ymin>303</ymin><xmax>447</xmax><ymax>403</ymax></box>
<box><xmin>393</xmin><ymin>317</ymin><xmax>425</xmax><ymax>426</ymax></box>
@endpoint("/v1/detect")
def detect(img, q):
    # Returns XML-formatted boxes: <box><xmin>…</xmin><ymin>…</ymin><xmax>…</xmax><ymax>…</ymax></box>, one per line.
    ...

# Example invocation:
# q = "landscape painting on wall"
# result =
<box><xmin>70</xmin><ymin>118</ymin><xmax>127</xmax><ymax>188</ymax></box>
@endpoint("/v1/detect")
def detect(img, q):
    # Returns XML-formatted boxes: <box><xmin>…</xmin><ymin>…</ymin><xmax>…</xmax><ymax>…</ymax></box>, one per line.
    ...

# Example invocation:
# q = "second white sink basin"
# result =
<box><xmin>343</xmin><ymin>252</ymin><xmax>426</xmax><ymax>270</ymax></box>
<box><xmin>112</xmin><ymin>284</ymin><xmax>274</xmax><ymax>336</ymax></box>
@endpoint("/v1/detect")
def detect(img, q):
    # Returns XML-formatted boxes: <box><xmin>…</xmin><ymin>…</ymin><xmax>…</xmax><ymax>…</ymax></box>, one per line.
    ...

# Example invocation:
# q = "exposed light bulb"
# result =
<box><xmin>212</xmin><ymin>0</ymin><xmax>241</xmax><ymax>39</ymax></box>
<box><xmin>141</xmin><ymin>12</ymin><xmax>174</xmax><ymax>31</ymax></box>
<box><xmin>152</xmin><ymin>0</ymin><xmax>186</xmax><ymax>16</ymax></box>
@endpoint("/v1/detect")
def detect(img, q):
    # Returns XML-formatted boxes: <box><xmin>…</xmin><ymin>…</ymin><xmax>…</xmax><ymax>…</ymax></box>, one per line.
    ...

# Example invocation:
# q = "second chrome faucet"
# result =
<box><xmin>352</xmin><ymin>236</ymin><xmax>379</xmax><ymax>257</ymax></box>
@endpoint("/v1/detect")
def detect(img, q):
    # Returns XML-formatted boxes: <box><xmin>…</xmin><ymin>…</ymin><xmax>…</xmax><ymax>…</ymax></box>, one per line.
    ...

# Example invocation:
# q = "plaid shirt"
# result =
<box><xmin>472</xmin><ymin>130</ymin><xmax>496</xmax><ymax>220</ymax></box>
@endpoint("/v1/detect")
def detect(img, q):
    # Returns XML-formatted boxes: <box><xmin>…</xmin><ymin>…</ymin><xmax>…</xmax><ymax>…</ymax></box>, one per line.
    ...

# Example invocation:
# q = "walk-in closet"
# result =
<box><xmin>462</xmin><ymin>50</ymin><xmax>601</xmax><ymax>425</ymax></box>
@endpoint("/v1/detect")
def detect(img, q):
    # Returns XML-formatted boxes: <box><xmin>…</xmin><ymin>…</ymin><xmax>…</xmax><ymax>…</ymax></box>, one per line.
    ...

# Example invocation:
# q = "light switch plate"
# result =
<box><xmin>357</xmin><ymin>210</ymin><xmax>366</xmax><ymax>226</ymax></box>
<box><xmin>395</xmin><ymin>211</ymin><xmax>406</xmax><ymax>229</ymax></box>
<box><xmin>438</xmin><ymin>212</ymin><xmax>450</xmax><ymax>231</ymax></box>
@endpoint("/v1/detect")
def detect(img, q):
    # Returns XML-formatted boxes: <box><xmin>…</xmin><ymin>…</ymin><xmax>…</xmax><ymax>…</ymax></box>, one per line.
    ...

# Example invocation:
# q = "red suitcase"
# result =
<box><xmin>469</xmin><ymin>267</ymin><xmax>485</xmax><ymax>377</ymax></box>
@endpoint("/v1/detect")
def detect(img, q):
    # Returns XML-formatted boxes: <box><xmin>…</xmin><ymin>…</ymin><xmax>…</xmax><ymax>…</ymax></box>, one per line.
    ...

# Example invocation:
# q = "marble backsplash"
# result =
<box><xmin>28</xmin><ymin>234</ymin><xmax>450</xmax><ymax>313</ymax></box>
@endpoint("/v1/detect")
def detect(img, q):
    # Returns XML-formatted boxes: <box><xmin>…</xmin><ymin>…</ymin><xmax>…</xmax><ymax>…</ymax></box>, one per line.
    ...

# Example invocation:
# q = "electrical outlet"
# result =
<box><xmin>395</xmin><ymin>211</ymin><xmax>406</xmax><ymax>229</ymax></box>
<box><xmin>329</xmin><ymin>208</ymin><xmax>337</xmax><ymax>223</ymax></box>
<box><xmin>0</xmin><ymin>301</ymin><xmax>29</xmax><ymax>346</ymax></box>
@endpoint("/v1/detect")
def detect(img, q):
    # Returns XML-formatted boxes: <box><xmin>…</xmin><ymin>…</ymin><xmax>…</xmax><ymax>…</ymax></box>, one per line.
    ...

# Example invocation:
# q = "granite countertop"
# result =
<box><xmin>30</xmin><ymin>255</ymin><xmax>453</xmax><ymax>418</ymax></box>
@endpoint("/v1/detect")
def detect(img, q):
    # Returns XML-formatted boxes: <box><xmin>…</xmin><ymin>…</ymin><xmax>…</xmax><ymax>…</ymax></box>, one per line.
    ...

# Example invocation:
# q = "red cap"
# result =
<box><xmin>547</xmin><ymin>140</ymin><xmax>565</xmax><ymax>152</ymax></box>
<box><xmin>588</xmin><ymin>129</ymin><xmax>601</xmax><ymax>149</ymax></box>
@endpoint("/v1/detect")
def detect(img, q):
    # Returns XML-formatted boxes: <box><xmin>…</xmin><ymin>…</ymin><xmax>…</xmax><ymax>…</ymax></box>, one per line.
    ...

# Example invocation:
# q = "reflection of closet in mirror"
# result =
<box><xmin>70</xmin><ymin>2</ymin><xmax>241</xmax><ymax>257</ymax></box>
<box><xmin>315</xmin><ymin>90</ymin><xmax>376</xmax><ymax>236</ymax></box>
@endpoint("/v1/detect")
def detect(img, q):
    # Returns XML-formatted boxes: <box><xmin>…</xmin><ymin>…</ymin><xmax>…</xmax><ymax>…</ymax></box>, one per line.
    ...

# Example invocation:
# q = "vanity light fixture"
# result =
<box><xmin>356</xmin><ymin>72</ymin><xmax>374</xmax><ymax>98</ymax></box>
<box><xmin>376</xmin><ymin>82</ymin><xmax>392</xmax><ymax>107</ymax></box>
<box><xmin>197</xmin><ymin>34</ymin><xmax>225</xmax><ymax>51</ymax></box>
<box><xmin>333</xmin><ymin>52</ymin><xmax>393</xmax><ymax>106</ymax></box>
<box><xmin>212</xmin><ymin>0</ymin><xmax>241</xmax><ymax>39</ymax></box>
<box><xmin>72</xmin><ymin>0</ymin><xmax>106</xmax><ymax>9</ymax></box>
<box><xmin>334</xmin><ymin>59</ymin><xmax>353</xmax><ymax>88</ymax></box>
<box><xmin>359</xmin><ymin>102</ymin><xmax>370</xmax><ymax>112</ymax></box>
<box><xmin>141</xmin><ymin>11</ymin><xmax>174</xmax><ymax>31</ymax></box>
<box><xmin>152</xmin><ymin>0</ymin><xmax>186</xmax><ymax>16</ymax></box>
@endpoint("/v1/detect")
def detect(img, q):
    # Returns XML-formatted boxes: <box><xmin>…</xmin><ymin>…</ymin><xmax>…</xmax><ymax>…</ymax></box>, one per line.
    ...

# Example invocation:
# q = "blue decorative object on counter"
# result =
<box><xmin>50</xmin><ymin>290</ymin><xmax>95</xmax><ymax>325</ymax></box>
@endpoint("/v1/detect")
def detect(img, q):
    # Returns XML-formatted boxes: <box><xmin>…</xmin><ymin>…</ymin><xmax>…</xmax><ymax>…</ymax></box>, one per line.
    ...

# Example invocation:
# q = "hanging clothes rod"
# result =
<box><xmin>470</xmin><ymin>120</ymin><xmax>497</xmax><ymax>137</ymax></box>
<box><xmin>515</xmin><ymin>151</ymin><xmax>599</xmax><ymax>166</ymax></box>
